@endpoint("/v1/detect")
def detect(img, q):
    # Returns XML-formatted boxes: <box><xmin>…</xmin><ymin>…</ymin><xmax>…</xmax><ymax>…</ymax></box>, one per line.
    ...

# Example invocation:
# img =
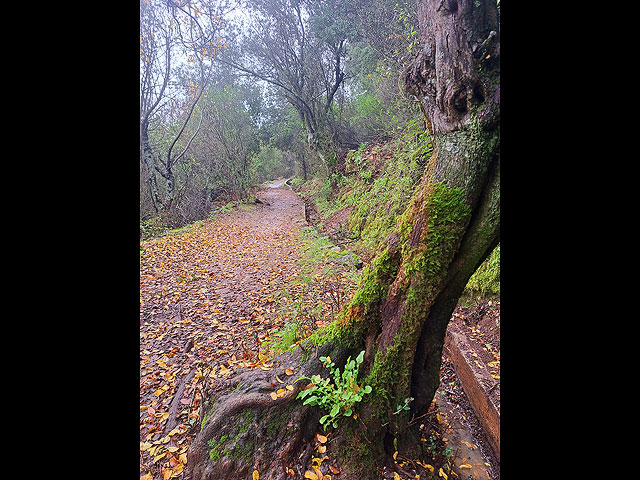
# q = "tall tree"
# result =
<box><xmin>186</xmin><ymin>0</ymin><xmax>499</xmax><ymax>478</ymax></box>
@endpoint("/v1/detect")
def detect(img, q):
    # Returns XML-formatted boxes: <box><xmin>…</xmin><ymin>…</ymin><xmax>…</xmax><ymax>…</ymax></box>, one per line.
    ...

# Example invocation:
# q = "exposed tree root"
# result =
<box><xmin>184</xmin><ymin>342</ymin><xmax>357</xmax><ymax>480</ymax></box>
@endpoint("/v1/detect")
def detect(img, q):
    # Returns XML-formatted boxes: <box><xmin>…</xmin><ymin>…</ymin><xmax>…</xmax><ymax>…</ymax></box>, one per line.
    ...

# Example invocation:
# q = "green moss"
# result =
<box><xmin>403</xmin><ymin>182</ymin><xmax>471</xmax><ymax>276</ymax></box>
<box><xmin>206</xmin><ymin>410</ymin><xmax>255</xmax><ymax>462</ymax></box>
<box><xmin>363</xmin><ymin>182</ymin><xmax>471</xmax><ymax>415</ymax></box>
<box><xmin>344</xmin><ymin>135</ymin><xmax>429</xmax><ymax>254</ymax></box>
<box><xmin>225</xmin><ymin>439</ymin><xmax>254</xmax><ymax>461</ymax></box>
<box><xmin>265</xmin><ymin>407</ymin><xmax>292</xmax><ymax>437</ymax></box>
<box><xmin>465</xmin><ymin>243</ymin><xmax>500</xmax><ymax>297</ymax></box>
<box><xmin>208</xmin><ymin>434</ymin><xmax>229</xmax><ymax>461</ymax></box>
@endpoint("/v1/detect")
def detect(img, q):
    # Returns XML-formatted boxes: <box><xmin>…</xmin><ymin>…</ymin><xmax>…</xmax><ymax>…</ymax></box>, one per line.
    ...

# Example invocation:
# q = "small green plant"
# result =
<box><xmin>295</xmin><ymin>350</ymin><xmax>372</xmax><ymax>430</ymax></box>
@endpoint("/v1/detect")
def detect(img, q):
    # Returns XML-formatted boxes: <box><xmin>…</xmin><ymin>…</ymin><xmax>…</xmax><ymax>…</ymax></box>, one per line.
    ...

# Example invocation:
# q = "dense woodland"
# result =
<box><xmin>141</xmin><ymin>0</ymin><xmax>499</xmax><ymax>479</ymax></box>
<box><xmin>140</xmin><ymin>0</ymin><xmax>426</xmax><ymax>234</ymax></box>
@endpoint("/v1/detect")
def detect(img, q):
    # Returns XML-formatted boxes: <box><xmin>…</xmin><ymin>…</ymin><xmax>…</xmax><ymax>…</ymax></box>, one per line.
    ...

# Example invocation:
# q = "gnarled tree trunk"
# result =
<box><xmin>185</xmin><ymin>0</ymin><xmax>499</xmax><ymax>478</ymax></box>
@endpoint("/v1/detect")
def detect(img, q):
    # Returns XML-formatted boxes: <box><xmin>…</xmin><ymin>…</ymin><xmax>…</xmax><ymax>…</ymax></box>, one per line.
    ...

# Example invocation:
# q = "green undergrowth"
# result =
<box><xmin>293</xmin><ymin>123</ymin><xmax>433</xmax><ymax>261</ymax></box>
<box><xmin>465</xmin><ymin>243</ymin><xmax>500</xmax><ymax>298</ymax></box>
<box><xmin>263</xmin><ymin>226</ymin><xmax>362</xmax><ymax>357</ymax></box>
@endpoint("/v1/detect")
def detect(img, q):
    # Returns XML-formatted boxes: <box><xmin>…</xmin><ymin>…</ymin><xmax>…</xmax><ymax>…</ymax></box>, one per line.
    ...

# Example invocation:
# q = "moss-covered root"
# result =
<box><xmin>185</xmin><ymin>344</ymin><xmax>349</xmax><ymax>480</ymax></box>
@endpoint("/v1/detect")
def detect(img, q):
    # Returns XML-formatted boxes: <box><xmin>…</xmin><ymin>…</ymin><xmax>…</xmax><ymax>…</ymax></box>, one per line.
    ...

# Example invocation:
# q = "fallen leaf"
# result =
<box><xmin>438</xmin><ymin>467</ymin><xmax>448</xmax><ymax>479</ymax></box>
<box><xmin>286</xmin><ymin>385</ymin><xmax>294</xmax><ymax>391</ymax></box>
<box><xmin>393</xmin><ymin>473</ymin><xmax>401</xmax><ymax>480</ymax></box>
<box><xmin>329</xmin><ymin>465</ymin><xmax>340</xmax><ymax>475</ymax></box>
<box><xmin>317</xmin><ymin>445</ymin><xmax>326</xmax><ymax>453</ymax></box>
<box><xmin>270</xmin><ymin>392</ymin><xmax>278</xmax><ymax>400</ymax></box>
<box><xmin>141</xmin><ymin>474</ymin><xmax>153</xmax><ymax>480</ymax></box>
<box><xmin>276</xmin><ymin>375</ymin><xmax>284</xmax><ymax>383</ymax></box>
<box><xmin>436</xmin><ymin>413</ymin><xmax>443</xmax><ymax>424</ymax></box>
<box><xmin>313</xmin><ymin>465</ymin><xmax>324</xmax><ymax>480</ymax></box>
<box><xmin>459</xmin><ymin>464</ymin><xmax>472</xmax><ymax>469</ymax></box>
<box><xmin>285</xmin><ymin>368</ymin><xmax>294</xmax><ymax>375</ymax></box>
<box><xmin>253</xmin><ymin>470</ymin><xmax>260</xmax><ymax>480</ymax></box>
<box><xmin>304</xmin><ymin>471</ymin><xmax>318</xmax><ymax>480</ymax></box>
<box><xmin>316</xmin><ymin>433</ymin><xmax>328</xmax><ymax>444</ymax></box>
<box><xmin>153</xmin><ymin>452</ymin><xmax>167</xmax><ymax>463</ymax></box>
<box><xmin>311</xmin><ymin>456</ymin><xmax>329</xmax><ymax>467</ymax></box>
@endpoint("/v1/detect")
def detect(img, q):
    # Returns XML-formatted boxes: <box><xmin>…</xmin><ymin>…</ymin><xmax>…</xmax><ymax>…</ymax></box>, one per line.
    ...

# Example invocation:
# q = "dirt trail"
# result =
<box><xmin>140</xmin><ymin>180</ymin><xmax>306</xmax><ymax>479</ymax></box>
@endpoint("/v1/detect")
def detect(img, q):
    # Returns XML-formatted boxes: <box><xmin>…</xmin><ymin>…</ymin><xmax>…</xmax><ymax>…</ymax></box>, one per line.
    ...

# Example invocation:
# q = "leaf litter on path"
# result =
<box><xmin>140</xmin><ymin>185</ymin><xmax>359</xmax><ymax>479</ymax></box>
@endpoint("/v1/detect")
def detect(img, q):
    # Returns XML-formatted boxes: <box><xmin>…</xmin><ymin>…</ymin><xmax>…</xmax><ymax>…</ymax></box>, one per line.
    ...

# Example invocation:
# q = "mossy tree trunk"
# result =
<box><xmin>186</xmin><ymin>1</ymin><xmax>499</xmax><ymax>478</ymax></box>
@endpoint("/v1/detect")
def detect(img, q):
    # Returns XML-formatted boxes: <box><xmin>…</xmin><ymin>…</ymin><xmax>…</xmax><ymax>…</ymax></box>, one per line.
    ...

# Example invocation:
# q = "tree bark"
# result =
<box><xmin>185</xmin><ymin>1</ymin><xmax>499</xmax><ymax>478</ymax></box>
<box><xmin>141</xmin><ymin>121</ymin><xmax>163</xmax><ymax>213</ymax></box>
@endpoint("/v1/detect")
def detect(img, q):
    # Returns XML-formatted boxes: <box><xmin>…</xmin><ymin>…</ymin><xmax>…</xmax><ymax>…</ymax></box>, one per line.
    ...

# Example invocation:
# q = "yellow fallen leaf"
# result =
<box><xmin>459</xmin><ymin>464</ymin><xmax>472</xmax><ymax>469</ymax></box>
<box><xmin>438</xmin><ymin>467</ymin><xmax>448</xmax><ymax>479</ymax></box>
<box><xmin>270</xmin><ymin>392</ymin><xmax>278</xmax><ymax>400</ymax></box>
<box><xmin>153</xmin><ymin>451</ymin><xmax>167</xmax><ymax>463</ymax></box>
<box><xmin>304</xmin><ymin>470</ymin><xmax>318</xmax><ymax>480</ymax></box>
<box><xmin>140</xmin><ymin>441</ymin><xmax>153</xmax><ymax>451</ymax></box>
<box><xmin>436</xmin><ymin>413</ymin><xmax>443</xmax><ymax>424</ymax></box>
<box><xmin>253</xmin><ymin>470</ymin><xmax>260</xmax><ymax>480</ymax></box>
<box><xmin>317</xmin><ymin>445</ymin><xmax>326</xmax><ymax>453</ymax></box>
<box><xmin>285</xmin><ymin>368</ymin><xmax>294</xmax><ymax>375</ymax></box>
<box><xmin>393</xmin><ymin>451</ymin><xmax>398</xmax><ymax>461</ymax></box>
<box><xmin>275</xmin><ymin>375</ymin><xmax>284</xmax><ymax>383</ymax></box>
<box><xmin>423</xmin><ymin>464</ymin><xmax>434</xmax><ymax>472</ymax></box>
<box><xmin>179</xmin><ymin>453</ymin><xmax>188</xmax><ymax>464</ymax></box>
<box><xmin>166</xmin><ymin>446</ymin><xmax>179</xmax><ymax>453</ymax></box>
<box><xmin>286</xmin><ymin>385</ymin><xmax>294</xmax><ymax>391</ymax></box>
<box><xmin>312</xmin><ymin>465</ymin><xmax>323</xmax><ymax>480</ymax></box>
<box><xmin>141</xmin><ymin>474</ymin><xmax>153</xmax><ymax>480</ymax></box>
<box><xmin>316</xmin><ymin>433</ymin><xmax>328</xmax><ymax>443</ymax></box>
<box><xmin>393</xmin><ymin>472</ymin><xmax>401</xmax><ymax>480</ymax></box>
<box><xmin>311</xmin><ymin>456</ymin><xmax>329</xmax><ymax>467</ymax></box>
<box><xmin>277</xmin><ymin>388</ymin><xmax>285</xmax><ymax>395</ymax></box>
